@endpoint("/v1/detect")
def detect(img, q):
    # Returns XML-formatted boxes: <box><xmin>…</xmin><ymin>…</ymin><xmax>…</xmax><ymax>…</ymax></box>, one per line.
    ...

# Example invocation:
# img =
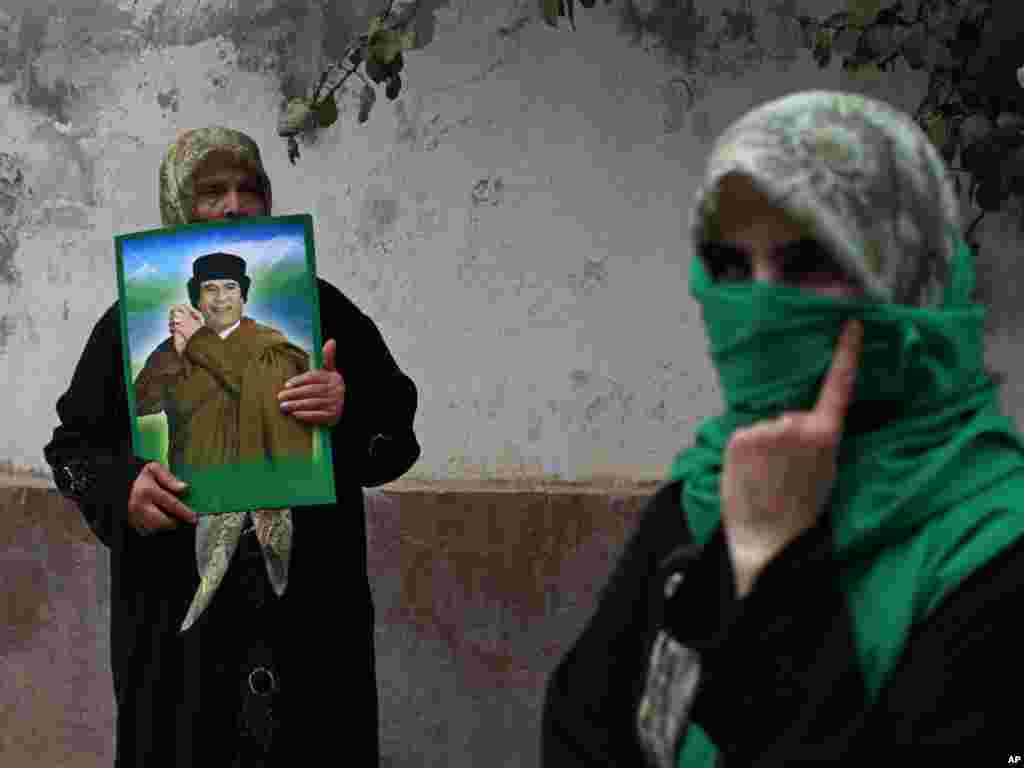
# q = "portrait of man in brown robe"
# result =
<box><xmin>134</xmin><ymin>251</ymin><xmax>313</xmax><ymax>477</ymax></box>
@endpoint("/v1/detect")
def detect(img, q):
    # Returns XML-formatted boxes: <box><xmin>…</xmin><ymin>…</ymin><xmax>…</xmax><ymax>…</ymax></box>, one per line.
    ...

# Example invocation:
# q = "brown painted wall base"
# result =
<box><xmin>0</xmin><ymin>481</ymin><xmax>656</xmax><ymax>767</ymax></box>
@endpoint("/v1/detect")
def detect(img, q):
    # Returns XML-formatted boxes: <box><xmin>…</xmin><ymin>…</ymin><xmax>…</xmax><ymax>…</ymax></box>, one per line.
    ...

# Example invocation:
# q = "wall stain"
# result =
<box><xmin>373</xmin><ymin>489</ymin><xmax>647</xmax><ymax>690</ymax></box>
<box><xmin>394</xmin><ymin>98</ymin><xmax>418</xmax><ymax>146</ymax></box>
<box><xmin>660</xmin><ymin>77</ymin><xmax>691</xmax><ymax>134</ymax></box>
<box><xmin>9</xmin><ymin>6</ymin><xmax>94</xmax><ymax>124</ymax></box>
<box><xmin>0</xmin><ymin>550</ymin><xmax>50</xmax><ymax>654</ymax></box>
<box><xmin>527</xmin><ymin>409</ymin><xmax>542</xmax><ymax>442</ymax></box>
<box><xmin>582</xmin><ymin>252</ymin><xmax>608</xmax><ymax>289</ymax></box>
<box><xmin>569</xmin><ymin>370</ymin><xmax>590</xmax><ymax>390</ymax></box>
<box><xmin>23</xmin><ymin>311</ymin><xmax>39</xmax><ymax>345</ymax></box>
<box><xmin>0</xmin><ymin>314</ymin><xmax>16</xmax><ymax>354</ymax></box>
<box><xmin>648</xmin><ymin>399</ymin><xmax>667</xmax><ymax>423</ymax></box>
<box><xmin>371</xmin><ymin>198</ymin><xmax>398</xmax><ymax>229</ymax></box>
<box><xmin>358</xmin><ymin>193</ymin><xmax>400</xmax><ymax>247</ymax></box>
<box><xmin>22</xmin><ymin>124</ymin><xmax>98</xmax><ymax>213</ymax></box>
<box><xmin>584</xmin><ymin>393</ymin><xmax>611</xmax><ymax>423</ymax></box>
<box><xmin>0</xmin><ymin>230</ymin><xmax>20</xmax><ymax>287</ymax></box>
<box><xmin>156</xmin><ymin>86</ymin><xmax>179</xmax><ymax>112</ymax></box>
<box><xmin>471</xmin><ymin>175</ymin><xmax>504</xmax><ymax>207</ymax></box>
<box><xmin>691</xmin><ymin>109</ymin><xmax>714</xmax><ymax>144</ymax></box>
<box><xmin>0</xmin><ymin>9</ymin><xmax>18</xmax><ymax>83</ymax></box>
<box><xmin>569</xmin><ymin>253</ymin><xmax>609</xmax><ymax>298</ymax></box>
<box><xmin>0</xmin><ymin>153</ymin><xmax>26</xmax><ymax>217</ymax></box>
<box><xmin>54</xmin><ymin>205</ymin><xmax>91</xmax><ymax>230</ymax></box>
<box><xmin>617</xmin><ymin>0</ymin><xmax>709</xmax><ymax>68</ymax></box>
<box><xmin>145</xmin><ymin>0</ymin><xmax>239</xmax><ymax>47</ymax></box>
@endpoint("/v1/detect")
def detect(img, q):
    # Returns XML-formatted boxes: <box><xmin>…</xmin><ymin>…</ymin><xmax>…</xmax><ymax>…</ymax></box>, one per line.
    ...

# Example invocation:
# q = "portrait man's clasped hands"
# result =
<box><xmin>167</xmin><ymin>293</ymin><xmax>345</xmax><ymax>428</ymax></box>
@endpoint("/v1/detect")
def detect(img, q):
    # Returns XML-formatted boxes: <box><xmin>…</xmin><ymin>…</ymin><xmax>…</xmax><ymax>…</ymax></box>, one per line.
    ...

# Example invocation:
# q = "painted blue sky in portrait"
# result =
<box><xmin>119</xmin><ymin>218</ymin><xmax>315</xmax><ymax>367</ymax></box>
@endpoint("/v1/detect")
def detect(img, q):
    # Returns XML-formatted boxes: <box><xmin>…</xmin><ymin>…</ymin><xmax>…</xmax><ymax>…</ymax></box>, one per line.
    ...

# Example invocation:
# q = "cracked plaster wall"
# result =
<box><xmin>1</xmin><ymin>0</ymin><xmax>1022</xmax><ymax>486</ymax></box>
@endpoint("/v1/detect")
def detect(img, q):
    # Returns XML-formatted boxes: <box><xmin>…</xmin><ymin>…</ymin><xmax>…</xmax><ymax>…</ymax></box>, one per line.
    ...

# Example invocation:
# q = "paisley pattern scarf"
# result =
<box><xmin>157</xmin><ymin>126</ymin><xmax>293</xmax><ymax>633</ymax></box>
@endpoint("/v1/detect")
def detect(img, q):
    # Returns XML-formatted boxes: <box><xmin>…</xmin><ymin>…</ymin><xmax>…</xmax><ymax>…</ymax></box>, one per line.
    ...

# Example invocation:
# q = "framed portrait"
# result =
<box><xmin>114</xmin><ymin>214</ymin><xmax>336</xmax><ymax>515</ymax></box>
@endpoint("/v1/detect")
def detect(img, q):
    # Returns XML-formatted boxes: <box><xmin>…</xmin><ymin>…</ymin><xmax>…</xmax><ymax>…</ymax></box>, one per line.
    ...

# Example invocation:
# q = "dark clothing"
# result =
<box><xmin>541</xmin><ymin>480</ymin><xmax>1023</xmax><ymax>765</ymax></box>
<box><xmin>44</xmin><ymin>278</ymin><xmax>420</xmax><ymax>768</ymax></box>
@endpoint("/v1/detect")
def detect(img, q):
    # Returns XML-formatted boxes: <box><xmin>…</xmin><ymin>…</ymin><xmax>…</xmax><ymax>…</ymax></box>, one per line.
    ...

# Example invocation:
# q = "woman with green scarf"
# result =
<box><xmin>542</xmin><ymin>90</ymin><xmax>1024</xmax><ymax>764</ymax></box>
<box><xmin>44</xmin><ymin>127</ymin><xmax>421</xmax><ymax>767</ymax></box>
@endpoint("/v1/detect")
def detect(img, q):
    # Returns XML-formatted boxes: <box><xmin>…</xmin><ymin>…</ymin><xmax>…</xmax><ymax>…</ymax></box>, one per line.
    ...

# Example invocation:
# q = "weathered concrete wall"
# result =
<box><xmin>6</xmin><ymin>0</ymin><xmax>1020</xmax><ymax>484</ymax></box>
<box><xmin>5</xmin><ymin>0</ymin><xmax>1024</xmax><ymax>765</ymax></box>
<box><xmin>0</xmin><ymin>480</ymin><xmax>653</xmax><ymax>766</ymax></box>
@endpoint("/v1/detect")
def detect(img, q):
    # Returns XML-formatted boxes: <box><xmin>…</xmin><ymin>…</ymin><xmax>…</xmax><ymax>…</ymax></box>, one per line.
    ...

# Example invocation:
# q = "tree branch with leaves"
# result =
<box><xmin>554</xmin><ymin>0</ymin><xmax>1024</xmax><ymax>255</ymax></box>
<box><xmin>276</xmin><ymin>1</ymin><xmax>418</xmax><ymax>164</ymax></box>
<box><xmin>795</xmin><ymin>0</ymin><xmax>1024</xmax><ymax>252</ymax></box>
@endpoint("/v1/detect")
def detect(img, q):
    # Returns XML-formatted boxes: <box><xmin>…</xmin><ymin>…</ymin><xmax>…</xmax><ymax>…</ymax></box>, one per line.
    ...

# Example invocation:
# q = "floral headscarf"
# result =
<box><xmin>691</xmin><ymin>90</ymin><xmax>963</xmax><ymax>308</ymax></box>
<box><xmin>159</xmin><ymin>127</ymin><xmax>273</xmax><ymax>227</ymax></box>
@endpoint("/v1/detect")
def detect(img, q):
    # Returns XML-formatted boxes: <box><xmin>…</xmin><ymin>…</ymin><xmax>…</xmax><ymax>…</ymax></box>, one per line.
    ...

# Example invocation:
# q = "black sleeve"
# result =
<box><xmin>863</xmin><ymin>530</ymin><xmax>1024</xmax><ymax>748</ymax></box>
<box><xmin>680</xmin><ymin>516</ymin><xmax>1024</xmax><ymax>761</ymax></box>
<box><xmin>675</xmin><ymin>520</ymin><xmax>866</xmax><ymax>760</ymax></box>
<box><xmin>317</xmin><ymin>279</ymin><xmax>421</xmax><ymax>488</ymax></box>
<box><xmin>540</xmin><ymin>481</ymin><xmax>694</xmax><ymax>767</ymax></box>
<box><xmin>43</xmin><ymin>303</ymin><xmax>149</xmax><ymax>548</ymax></box>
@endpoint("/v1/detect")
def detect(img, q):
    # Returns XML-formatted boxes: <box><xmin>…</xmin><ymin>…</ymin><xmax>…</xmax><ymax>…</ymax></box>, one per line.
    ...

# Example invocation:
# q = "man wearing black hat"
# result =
<box><xmin>135</xmin><ymin>251</ymin><xmax>313</xmax><ymax>475</ymax></box>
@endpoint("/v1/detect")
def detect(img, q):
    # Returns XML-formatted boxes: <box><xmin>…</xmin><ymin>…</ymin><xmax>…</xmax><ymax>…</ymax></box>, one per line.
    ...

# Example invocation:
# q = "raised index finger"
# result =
<box><xmin>813</xmin><ymin>319</ymin><xmax>863</xmax><ymax>430</ymax></box>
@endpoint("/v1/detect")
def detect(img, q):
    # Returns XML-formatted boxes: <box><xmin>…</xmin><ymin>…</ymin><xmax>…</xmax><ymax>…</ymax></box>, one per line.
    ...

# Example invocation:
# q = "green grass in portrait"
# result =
<box><xmin>130</xmin><ymin>359</ymin><xmax>170</xmax><ymax>464</ymax></box>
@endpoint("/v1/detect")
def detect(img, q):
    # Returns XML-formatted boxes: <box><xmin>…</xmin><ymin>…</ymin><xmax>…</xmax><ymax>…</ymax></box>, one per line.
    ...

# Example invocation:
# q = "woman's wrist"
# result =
<box><xmin>724</xmin><ymin>524</ymin><xmax>809</xmax><ymax>598</ymax></box>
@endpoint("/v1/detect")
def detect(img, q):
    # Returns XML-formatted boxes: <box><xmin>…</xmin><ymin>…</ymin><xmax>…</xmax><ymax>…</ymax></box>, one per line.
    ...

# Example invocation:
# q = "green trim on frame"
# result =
<box><xmin>175</xmin><ymin>454</ymin><xmax>335</xmax><ymax>515</ymax></box>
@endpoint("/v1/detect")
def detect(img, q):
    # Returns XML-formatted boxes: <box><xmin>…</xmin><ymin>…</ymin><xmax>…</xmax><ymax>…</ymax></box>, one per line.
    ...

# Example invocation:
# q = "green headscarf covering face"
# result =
<box><xmin>667</xmin><ymin>91</ymin><xmax>1024</xmax><ymax>763</ymax></box>
<box><xmin>159</xmin><ymin>127</ymin><xmax>273</xmax><ymax>227</ymax></box>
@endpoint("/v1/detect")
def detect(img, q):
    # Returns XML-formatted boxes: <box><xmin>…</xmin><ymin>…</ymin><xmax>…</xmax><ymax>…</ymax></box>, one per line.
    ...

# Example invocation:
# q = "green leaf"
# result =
<box><xmin>924</xmin><ymin>112</ymin><xmax>948</xmax><ymax>151</ymax></box>
<box><xmin>847</xmin><ymin>61</ymin><xmax>883</xmax><ymax>82</ymax></box>
<box><xmin>847</xmin><ymin>0</ymin><xmax>881</xmax><ymax>28</ymax></box>
<box><xmin>812</xmin><ymin>29</ymin><xmax>834</xmax><ymax>68</ymax></box>
<box><xmin>278</xmin><ymin>97</ymin><xmax>313</xmax><ymax>137</ymax></box>
<box><xmin>541</xmin><ymin>0</ymin><xmax>560</xmax><ymax>27</ymax></box>
<box><xmin>367</xmin><ymin>15</ymin><xmax>384</xmax><ymax>38</ymax></box>
<box><xmin>314</xmin><ymin>94</ymin><xmax>338</xmax><ymax>128</ymax></box>
<box><xmin>369</xmin><ymin>29</ymin><xmax>412</xmax><ymax>65</ymax></box>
